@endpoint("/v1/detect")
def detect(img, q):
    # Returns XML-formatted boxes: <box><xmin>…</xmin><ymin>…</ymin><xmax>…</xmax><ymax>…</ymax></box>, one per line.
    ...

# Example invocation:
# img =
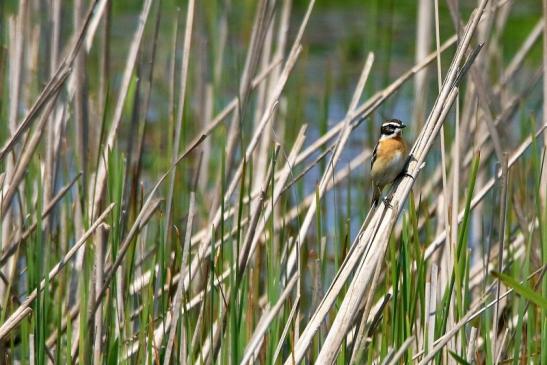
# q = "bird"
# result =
<box><xmin>370</xmin><ymin>119</ymin><xmax>409</xmax><ymax>207</ymax></box>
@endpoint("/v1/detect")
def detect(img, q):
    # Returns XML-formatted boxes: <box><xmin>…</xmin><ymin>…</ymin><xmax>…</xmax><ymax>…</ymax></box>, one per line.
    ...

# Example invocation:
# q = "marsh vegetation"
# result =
<box><xmin>0</xmin><ymin>0</ymin><xmax>546</xmax><ymax>364</ymax></box>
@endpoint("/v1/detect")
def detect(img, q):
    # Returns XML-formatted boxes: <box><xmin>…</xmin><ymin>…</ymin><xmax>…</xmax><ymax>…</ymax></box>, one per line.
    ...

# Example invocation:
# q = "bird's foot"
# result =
<box><xmin>382</xmin><ymin>196</ymin><xmax>393</xmax><ymax>209</ymax></box>
<box><xmin>402</xmin><ymin>171</ymin><xmax>414</xmax><ymax>180</ymax></box>
<box><xmin>396</xmin><ymin>169</ymin><xmax>414</xmax><ymax>181</ymax></box>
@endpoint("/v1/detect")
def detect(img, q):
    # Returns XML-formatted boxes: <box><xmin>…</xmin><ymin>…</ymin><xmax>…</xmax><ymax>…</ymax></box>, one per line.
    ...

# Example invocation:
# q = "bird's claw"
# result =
<box><xmin>402</xmin><ymin>171</ymin><xmax>414</xmax><ymax>180</ymax></box>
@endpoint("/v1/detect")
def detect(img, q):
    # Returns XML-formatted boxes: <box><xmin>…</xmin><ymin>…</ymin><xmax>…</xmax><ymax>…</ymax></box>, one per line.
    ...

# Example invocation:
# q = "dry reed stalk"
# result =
<box><xmin>167</xmin><ymin>9</ymin><xmax>180</xmax><ymax>146</ymax></box>
<box><xmin>272</xmin><ymin>292</ymin><xmax>299</xmax><ymax>363</ymax></box>
<box><xmin>2</xmin><ymin>10</ymin><xmax>26</xmax><ymax>288</ymax></box>
<box><xmin>413</xmin><ymin>0</ymin><xmax>433</xmax><ymax>129</ymax></box>
<box><xmin>163</xmin><ymin>192</ymin><xmax>196</xmax><ymax>365</ymax></box>
<box><xmin>72</xmin><ymin>0</ymin><xmax>89</xmax><ymax>203</ymax></box>
<box><xmin>97</xmin><ymin>0</ymin><xmax>111</xmax><ymax>142</ymax></box>
<box><xmin>256</xmin><ymin>0</ymin><xmax>292</xmax><ymax>192</ymax></box>
<box><xmin>252</xmin><ymin>20</ymin><xmax>275</xmax><ymax>195</ymax></box>
<box><xmin>432</xmin><ymin>0</ymin><xmax>455</xmax><ymax>352</ymax></box>
<box><xmin>251</xmin><ymin>0</ymin><xmax>291</xmax><ymax>201</ymax></box>
<box><xmin>348</xmin><ymin>247</ymin><xmax>383</xmax><ymax>364</ymax></box>
<box><xmin>467</xmin><ymin>326</ymin><xmax>478</xmax><ymax>362</ymax></box>
<box><xmin>198</xmin><ymin>85</ymin><xmax>213</xmax><ymax>193</ymax></box>
<box><xmin>316</xmin><ymin>206</ymin><xmax>398</xmax><ymax>362</ymax></box>
<box><xmin>469</xmin><ymin>67</ymin><xmax>503</xmax><ymax>161</ymax></box>
<box><xmin>29</xmin><ymin>333</ymin><xmax>34</xmax><ymax>364</ymax></box>
<box><xmin>383</xmin><ymin>336</ymin><xmax>415</xmax><ymax>365</ymax></box>
<box><xmin>7</xmin><ymin>0</ymin><xmax>25</xmax><ymax>134</ymax></box>
<box><xmin>427</xmin><ymin>264</ymin><xmax>438</xmax><ymax>360</ymax></box>
<box><xmin>43</xmin><ymin>0</ymin><xmax>61</xmax><ymax>236</ymax></box>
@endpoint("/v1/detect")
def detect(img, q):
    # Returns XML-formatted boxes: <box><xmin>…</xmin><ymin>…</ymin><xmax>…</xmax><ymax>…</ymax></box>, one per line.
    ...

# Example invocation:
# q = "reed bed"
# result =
<box><xmin>0</xmin><ymin>0</ymin><xmax>546</xmax><ymax>364</ymax></box>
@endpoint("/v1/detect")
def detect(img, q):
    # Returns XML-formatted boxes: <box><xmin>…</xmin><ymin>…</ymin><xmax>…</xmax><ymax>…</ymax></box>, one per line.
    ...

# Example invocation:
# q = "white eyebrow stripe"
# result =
<box><xmin>381</xmin><ymin>122</ymin><xmax>401</xmax><ymax>129</ymax></box>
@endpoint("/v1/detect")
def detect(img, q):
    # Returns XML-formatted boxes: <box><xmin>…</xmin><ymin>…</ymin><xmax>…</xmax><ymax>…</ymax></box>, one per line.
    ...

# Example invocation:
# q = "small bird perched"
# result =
<box><xmin>370</xmin><ymin>119</ymin><xmax>408</xmax><ymax>207</ymax></box>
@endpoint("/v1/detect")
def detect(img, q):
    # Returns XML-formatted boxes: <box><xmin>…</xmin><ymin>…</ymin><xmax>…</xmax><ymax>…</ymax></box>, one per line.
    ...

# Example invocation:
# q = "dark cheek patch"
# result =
<box><xmin>381</xmin><ymin>126</ymin><xmax>393</xmax><ymax>135</ymax></box>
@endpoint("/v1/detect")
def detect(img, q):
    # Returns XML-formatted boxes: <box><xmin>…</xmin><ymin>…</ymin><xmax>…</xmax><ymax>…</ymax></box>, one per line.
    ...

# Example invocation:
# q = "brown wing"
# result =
<box><xmin>370</xmin><ymin>141</ymin><xmax>379</xmax><ymax>170</ymax></box>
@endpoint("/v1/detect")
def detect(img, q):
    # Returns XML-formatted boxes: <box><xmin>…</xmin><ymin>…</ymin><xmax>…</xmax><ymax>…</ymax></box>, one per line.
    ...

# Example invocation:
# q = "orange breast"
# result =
<box><xmin>377</xmin><ymin>136</ymin><xmax>407</xmax><ymax>158</ymax></box>
<box><xmin>371</xmin><ymin>136</ymin><xmax>408</xmax><ymax>185</ymax></box>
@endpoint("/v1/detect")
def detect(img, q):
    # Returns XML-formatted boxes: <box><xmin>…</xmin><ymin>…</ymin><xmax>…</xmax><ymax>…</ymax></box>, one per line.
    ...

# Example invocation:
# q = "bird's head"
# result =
<box><xmin>380</xmin><ymin>119</ymin><xmax>406</xmax><ymax>140</ymax></box>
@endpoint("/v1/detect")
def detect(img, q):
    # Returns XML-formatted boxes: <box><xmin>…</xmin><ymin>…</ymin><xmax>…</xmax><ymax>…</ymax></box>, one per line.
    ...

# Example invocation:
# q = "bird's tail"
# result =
<box><xmin>371</xmin><ymin>185</ymin><xmax>381</xmax><ymax>207</ymax></box>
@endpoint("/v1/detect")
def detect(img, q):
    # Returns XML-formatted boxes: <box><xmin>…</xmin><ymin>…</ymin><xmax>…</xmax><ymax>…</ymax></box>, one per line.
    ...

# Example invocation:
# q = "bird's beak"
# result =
<box><xmin>400</xmin><ymin>123</ymin><xmax>406</xmax><ymax>128</ymax></box>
